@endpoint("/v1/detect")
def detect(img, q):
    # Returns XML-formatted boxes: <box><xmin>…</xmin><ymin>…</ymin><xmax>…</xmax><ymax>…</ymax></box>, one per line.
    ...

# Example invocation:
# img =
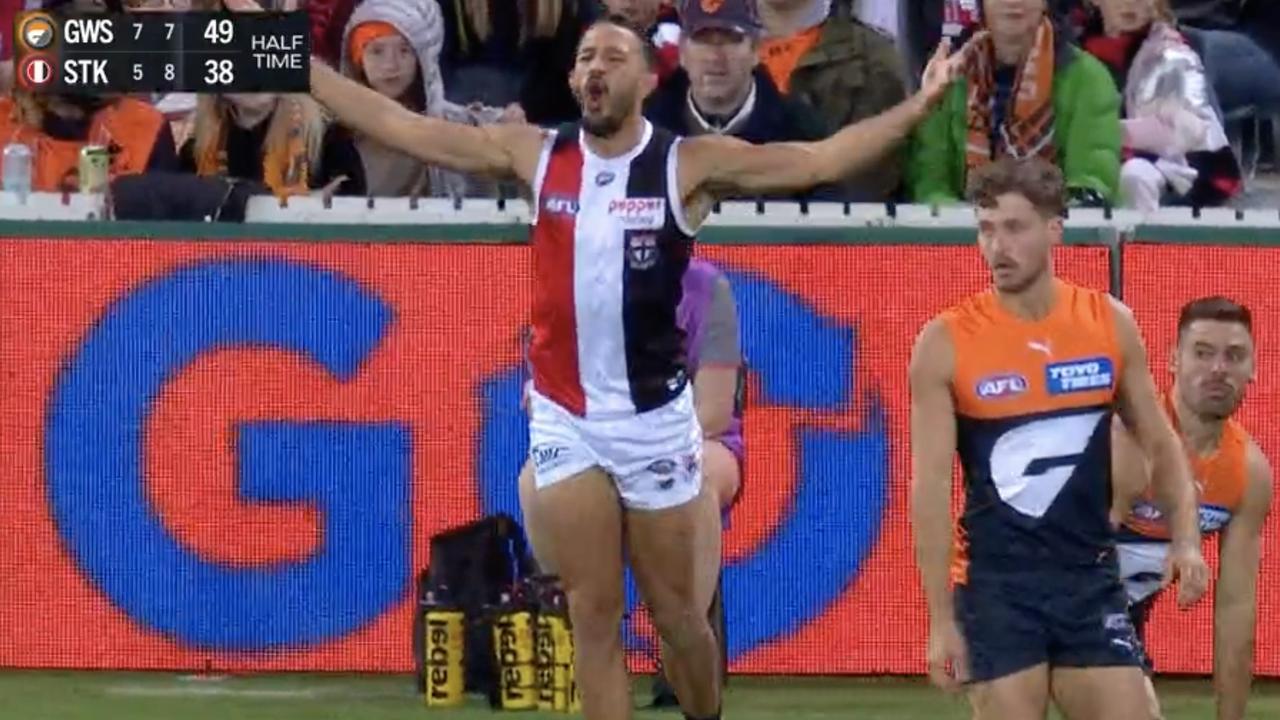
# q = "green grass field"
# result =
<box><xmin>2</xmin><ymin>672</ymin><xmax>1279</xmax><ymax>719</ymax></box>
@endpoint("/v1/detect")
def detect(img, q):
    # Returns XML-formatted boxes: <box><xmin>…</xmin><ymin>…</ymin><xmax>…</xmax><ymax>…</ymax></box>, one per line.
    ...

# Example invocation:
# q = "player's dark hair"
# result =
<box><xmin>583</xmin><ymin>14</ymin><xmax>658</xmax><ymax>70</ymax></box>
<box><xmin>1177</xmin><ymin>296</ymin><xmax>1253</xmax><ymax>339</ymax></box>
<box><xmin>965</xmin><ymin>156</ymin><xmax>1067</xmax><ymax>218</ymax></box>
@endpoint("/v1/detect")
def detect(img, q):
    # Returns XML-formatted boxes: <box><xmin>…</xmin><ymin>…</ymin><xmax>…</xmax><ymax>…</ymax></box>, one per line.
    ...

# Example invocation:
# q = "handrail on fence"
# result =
<box><xmin>0</xmin><ymin>193</ymin><xmax>1279</xmax><ymax>243</ymax></box>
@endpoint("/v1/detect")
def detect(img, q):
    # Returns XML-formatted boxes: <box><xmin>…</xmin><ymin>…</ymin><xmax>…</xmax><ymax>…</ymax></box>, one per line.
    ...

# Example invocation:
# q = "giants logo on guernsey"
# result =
<box><xmin>943</xmin><ymin>281</ymin><xmax>1123</xmax><ymax>582</ymax></box>
<box><xmin>527</xmin><ymin>120</ymin><xmax>695</xmax><ymax>419</ymax></box>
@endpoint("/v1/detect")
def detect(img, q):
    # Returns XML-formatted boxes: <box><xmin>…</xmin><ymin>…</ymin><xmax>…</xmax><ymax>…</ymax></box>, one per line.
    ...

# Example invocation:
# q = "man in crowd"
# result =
<box><xmin>757</xmin><ymin>0</ymin><xmax>909</xmax><ymax>200</ymax></box>
<box><xmin>752</xmin><ymin>0</ymin><xmax>906</xmax><ymax>197</ymax></box>
<box><xmin>645</xmin><ymin>0</ymin><xmax>831</xmax><ymax>198</ymax></box>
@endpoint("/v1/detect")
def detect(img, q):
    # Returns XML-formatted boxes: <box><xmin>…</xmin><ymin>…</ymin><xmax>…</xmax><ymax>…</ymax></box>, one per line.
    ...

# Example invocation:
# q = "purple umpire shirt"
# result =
<box><xmin>677</xmin><ymin>258</ymin><xmax>745</xmax><ymax>463</ymax></box>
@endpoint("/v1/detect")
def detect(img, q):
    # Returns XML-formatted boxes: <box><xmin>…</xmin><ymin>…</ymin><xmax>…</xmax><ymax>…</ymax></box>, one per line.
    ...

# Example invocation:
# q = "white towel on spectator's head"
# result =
<box><xmin>339</xmin><ymin>0</ymin><xmax>503</xmax><ymax>198</ymax></box>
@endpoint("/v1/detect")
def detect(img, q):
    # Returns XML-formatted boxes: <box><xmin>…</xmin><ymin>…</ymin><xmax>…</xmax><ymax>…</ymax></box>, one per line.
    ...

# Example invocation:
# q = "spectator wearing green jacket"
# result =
<box><xmin>907</xmin><ymin>0</ymin><xmax>1122</xmax><ymax>207</ymax></box>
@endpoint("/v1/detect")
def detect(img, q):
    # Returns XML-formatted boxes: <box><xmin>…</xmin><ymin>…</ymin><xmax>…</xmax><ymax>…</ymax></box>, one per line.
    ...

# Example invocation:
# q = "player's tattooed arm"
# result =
<box><xmin>1110</xmin><ymin>297</ymin><xmax>1209</xmax><ymax>607</ymax></box>
<box><xmin>1214</xmin><ymin>440</ymin><xmax>1273</xmax><ymax>720</ymax></box>
<box><xmin>908</xmin><ymin>318</ymin><xmax>968</xmax><ymax>691</ymax></box>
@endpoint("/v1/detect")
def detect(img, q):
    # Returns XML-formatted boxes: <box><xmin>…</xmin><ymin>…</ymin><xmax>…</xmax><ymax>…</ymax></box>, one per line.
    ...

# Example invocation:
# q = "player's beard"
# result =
<box><xmin>582</xmin><ymin>110</ymin><xmax>625</xmax><ymax>138</ymax></box>
<box><xmin>1193</xmin><ymin>385</ymin><xmax>1243</xmax><ymax>421</ymax></box>
<box><xmin>580</xmin><ymin>86</ymin><xmax>634</xmax><ymax>139</ymax></box>
<box><xmin>991</xmin><ymin>262</ymin><xmax>1041</xmax><ymax>294</ymax></box>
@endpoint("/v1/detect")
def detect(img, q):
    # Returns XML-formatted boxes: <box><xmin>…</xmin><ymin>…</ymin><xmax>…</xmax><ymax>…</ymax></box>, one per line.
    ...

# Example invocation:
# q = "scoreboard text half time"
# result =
<box><xmin>14</xmin><ymin>11</ymin><xmax>310</xmax><ymax>94</ymax></box>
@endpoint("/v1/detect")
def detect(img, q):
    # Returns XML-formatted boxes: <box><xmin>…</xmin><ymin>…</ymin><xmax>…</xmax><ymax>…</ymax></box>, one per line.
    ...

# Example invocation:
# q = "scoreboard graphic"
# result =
<box><xmin>13</xmin><ymin>11</ymin><xmax>310</xmax><ymax>93</ymax></box>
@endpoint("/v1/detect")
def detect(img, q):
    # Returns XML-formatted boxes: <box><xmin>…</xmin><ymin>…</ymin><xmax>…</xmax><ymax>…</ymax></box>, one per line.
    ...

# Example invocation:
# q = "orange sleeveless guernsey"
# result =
<box><xmin>1121</xmin><ymin>393</ymin><xmax>1249</xmax><ymax>540</ymax></box>
<box><xmin>943</xmin><ymin>280</ymin><xmax>1123</xmax><ymax>585</ymax></box>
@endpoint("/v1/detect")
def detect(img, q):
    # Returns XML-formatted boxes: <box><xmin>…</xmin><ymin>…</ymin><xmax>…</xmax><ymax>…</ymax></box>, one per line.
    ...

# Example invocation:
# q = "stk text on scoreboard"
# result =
<box><xmin>14</xmin><ymin>11</ymin><xmax>310</xmax><ymax>94</ymax></box>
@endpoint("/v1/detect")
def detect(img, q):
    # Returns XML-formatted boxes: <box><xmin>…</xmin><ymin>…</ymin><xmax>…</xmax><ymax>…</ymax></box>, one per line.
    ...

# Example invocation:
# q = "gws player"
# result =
<box><xmin>1112</xmin><ymin>297</ymin><xmax>1274</xmax><ymax>720</ymax></box>
<box><xmin>909</xmin><ymin>156</ymin><xmax>1210</xmax><ymax>720</ymax></box>
<box><xmin>225</xmin><ymin>0</ymin><xmax>970</xmax><ymax>716</ymax></box>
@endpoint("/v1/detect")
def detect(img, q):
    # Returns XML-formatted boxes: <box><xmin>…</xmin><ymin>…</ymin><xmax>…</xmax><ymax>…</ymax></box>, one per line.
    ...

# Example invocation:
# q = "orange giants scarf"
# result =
<box><xmin>965</xmin><ymin>17</ymin><xmax>1058</xmax><ymax>172</ymax></box>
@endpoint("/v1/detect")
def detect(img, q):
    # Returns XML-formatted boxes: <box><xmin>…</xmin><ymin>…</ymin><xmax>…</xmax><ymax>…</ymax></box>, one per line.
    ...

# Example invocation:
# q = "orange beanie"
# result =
<box><xmin>348</xmin><ymin>21</ymin><xmax>401</xmax><ymax>68</ymax></box>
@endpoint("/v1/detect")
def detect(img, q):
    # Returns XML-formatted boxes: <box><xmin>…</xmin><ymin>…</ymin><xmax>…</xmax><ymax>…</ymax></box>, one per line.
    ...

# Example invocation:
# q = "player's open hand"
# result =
<box><xmin>926</xmin><ymin>619</ymin><xmax>969</xmax><ymax>693</ymax></box>
<box><xmin>1163</xmin><ymin>541</ymin><xmax>1210</xmax><ymax>608</ymax></box>
<box><xmin>916</xmin><ymin>35</ymin><xmax>976</xmax><ymax>111</ymax></box>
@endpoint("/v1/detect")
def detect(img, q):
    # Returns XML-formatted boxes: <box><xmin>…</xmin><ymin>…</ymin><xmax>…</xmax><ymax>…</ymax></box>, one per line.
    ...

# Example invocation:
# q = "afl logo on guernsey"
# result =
<box><xmin>542</xmin><ymin>195</ymin><xmax>579</xmax><ymax>216</ymax></box>
<box><xmin>1046</xmin><ymin>357</ymin><xmax>1115</xmax><ymax>394</ymax></box>
<box><xmin>976</xmin><ymin>373</ymin><xmax>1028</xmax><ymax>399</ymax></box>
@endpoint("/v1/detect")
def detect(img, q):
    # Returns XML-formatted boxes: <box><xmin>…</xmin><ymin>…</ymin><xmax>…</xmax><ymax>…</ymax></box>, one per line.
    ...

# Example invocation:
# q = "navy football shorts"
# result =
<box><xmin>955</xmin><ymin>568</ymin><xmax>1146</xmax><ymax>683</ymax></box>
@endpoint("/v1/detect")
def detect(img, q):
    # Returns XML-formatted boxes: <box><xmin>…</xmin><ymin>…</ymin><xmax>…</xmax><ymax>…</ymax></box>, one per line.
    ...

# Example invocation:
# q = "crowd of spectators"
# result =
<box><xmin>0</xmin><ymin>0</ymin><xmax>1275</xmax><ymax>219</ymax></box>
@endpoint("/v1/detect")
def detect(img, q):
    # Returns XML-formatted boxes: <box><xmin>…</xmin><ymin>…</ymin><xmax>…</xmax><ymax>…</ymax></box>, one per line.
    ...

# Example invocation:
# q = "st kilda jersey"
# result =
<box><xmin>527</xmin><ymin>120</ymin><xmax>698</xmax><ymax>419</ymax></box>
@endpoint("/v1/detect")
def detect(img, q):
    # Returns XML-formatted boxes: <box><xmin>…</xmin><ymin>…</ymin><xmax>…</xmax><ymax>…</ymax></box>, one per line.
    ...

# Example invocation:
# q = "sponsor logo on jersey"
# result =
<box><xmin>1199</xmin><ymin>504</ymin><xmax>1233</xmax><ymax>532</ymax></box>
<box><xmin>530</xmin><ymin>444</ymin><xmax>571</xmax><ymax>472</ymax></box>
<box><xmin>1129</xmin><ymin>501</ymin><xmax>1233</xmax><ymax>534</ymax></box>
<box><xmin>647</xmin><ymin>459</ymin><xmax>677</xmax><ymax>475</ymax></box>
<box><xmin>628</xmin><ymin>233</ymin><xmax>658</xmax><ymax>270</ymax></box>
<box><xmin>609</xmin><ymin>197</ymin><xmax>666</xmax><ymax>230</ymax></box>
<box><xmin>542</xmin><ymin>195</ymin><xmax>579</xmax><ymax>216</ymax></box>
<box><xmin>1045</xmin><ymin>356</ymin><xmax>1114</xmax><ymax>394</ymax></box>
<box><xmin>1131</xmin><ymin>500</ymin><xmax>1163</xmax><ymax>522</ymax></box>
<box><xmin>975</xmin><ymin>373</ymin><xmax>1028</xmax><ymax>399</ymax></box>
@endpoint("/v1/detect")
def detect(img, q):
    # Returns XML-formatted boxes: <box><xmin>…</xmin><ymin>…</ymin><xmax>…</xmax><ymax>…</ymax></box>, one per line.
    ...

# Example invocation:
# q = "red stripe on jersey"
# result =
<box><xmin>529</xmin><ymin>137</ymin><xmax>586</xmax><ymax>416</ymax></box>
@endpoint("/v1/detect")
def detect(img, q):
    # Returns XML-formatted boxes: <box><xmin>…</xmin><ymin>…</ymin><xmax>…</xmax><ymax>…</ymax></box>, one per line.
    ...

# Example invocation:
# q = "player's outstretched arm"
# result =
<box><xmin>223</xmin><ymin>0</ymin><xmax>543</xmax><ymax>182</ymax></box>
<box><xmin>908</xmin><ymin>318</ymin><xmax>966</xmax><ymax>691</ymax></box>
<box><xmin>1110</xmin><ymin>298</ymin><xmax>1208</xmax><ymax>606</ymax></box>
<box><xmin>1214</xmin><ymin>442</ymin><xmax>1273</xmax><ymax>720</ymax></box>
<box><xmin>677</xmin><ymin>40</ymin><xmax>968</xmax><ymax>200</ymax></box>
<box><xmin>308</xmin><ymin>62</ymin><xmax>542</xmax><ymax>181</ymax></box>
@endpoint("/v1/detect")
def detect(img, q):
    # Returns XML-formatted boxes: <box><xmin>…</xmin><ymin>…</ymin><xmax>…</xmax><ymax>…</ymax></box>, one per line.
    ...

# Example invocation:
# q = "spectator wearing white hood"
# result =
<box><xmin>340</xmin><ymin>0</ymin><xmax>523</xmax><ymax>198</ymax></box>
